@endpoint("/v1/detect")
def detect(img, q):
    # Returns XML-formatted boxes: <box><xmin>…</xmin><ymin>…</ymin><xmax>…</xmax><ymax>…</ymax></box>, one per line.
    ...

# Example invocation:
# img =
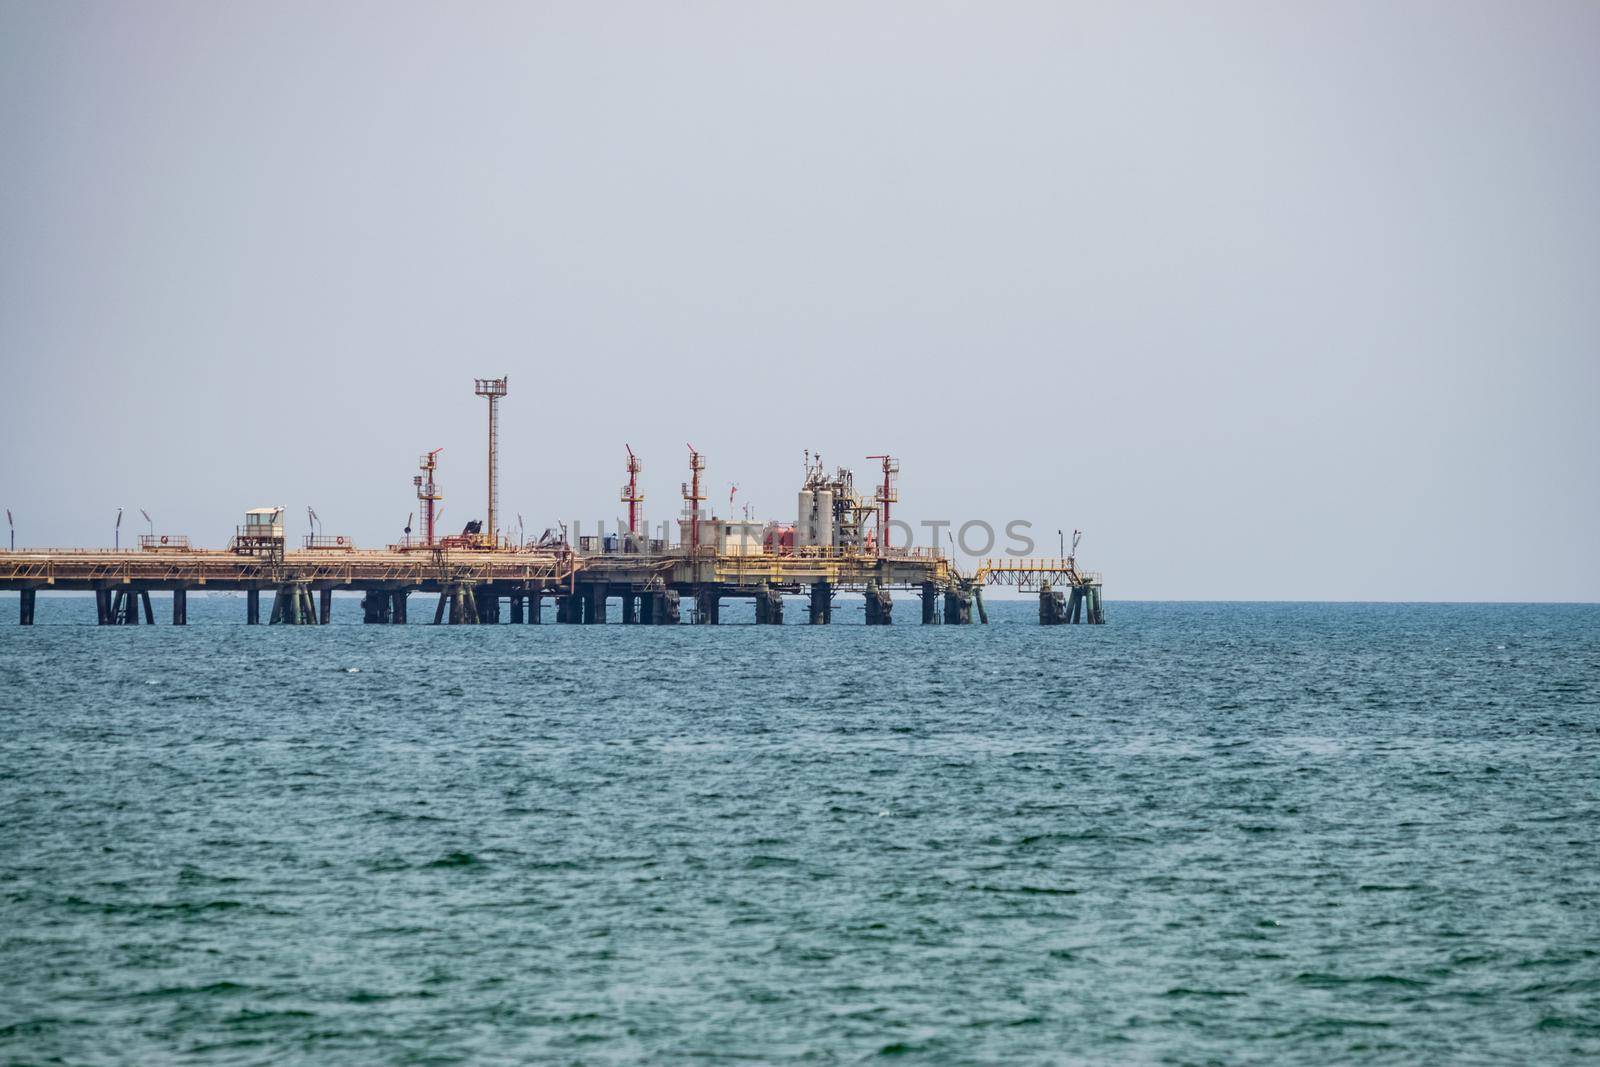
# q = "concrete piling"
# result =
<box><xmin>246</xmin><ymin>588</ymin><xmax>260</xmax><ymax>625</ymax></box>
<box><xmin>18</xmin><ymin>588</ymin><xmax>35</xmax><ymax>625</ymax></box>
<box><xmin>585</xmin><ymin>584</ymin><xmax>608</xmax><ymax>624</ymax></box>
<box><xmin>96</xmin><ymin>588</ymin><xmax>112</xmax><ymax>625</ymax></box>
<box><xmin>755</xmin><ymin>588</ymin><xmax>784</xmax><ymax>624</ymax></box>
<box><xmin>637</xmin><ymin>589</ymin><xmax>679</xmax><ymax>624</ymax></box>
<box><xmin>864</xmin><ymin>583</ymin><xmax>892</xmax><ymax>625</ymax></box>
<box><xmin>319</xmin><ymin>588</ymin><xmax>332</xmax><ymax>625</ymax></box>
<box><xmin>173</xmin><ymin>588</ymin><xmax>187</xmax><ymax>625</ymax></box>
<box><xmin>943</xmin><ymin>584</ymin><xmax>971</xmax><ymax>624</ymax></box>
<box><xmin>363</xmin><ymin>590</ymin><xmax>391</xmax><ymax>624</ymax></box>
<box><xmin>510</xmin><ymin>594</ymin><xmax>524</xmax><ymax>624</ymax></box>
<box><xmin>621</xmin><ymin>591</ymin><xmax>637</xmax><ymax>624</ymax></box>
<box><xmin>921</xmin><ymin>581</ymin><xmax>939</xmax><ymax>625</ymax></box>
<box><xmin>810</xmin><ymin>581</ymin><xmax>832</xmax><ymax>624</ymax></box>
<box><xmin>1040</xmin><ymin>583</ymin><xmax>1067</xmax><ymax>625</ymax></box>
<box><xmin>391</xmin><ymin>590</ymin><xmax>407</xmax><ymax>624</ymax></box>
<box><xmin>695</xmin><ymin>589</ymin><xmax>720</xmax><ymax>624</ymax></box>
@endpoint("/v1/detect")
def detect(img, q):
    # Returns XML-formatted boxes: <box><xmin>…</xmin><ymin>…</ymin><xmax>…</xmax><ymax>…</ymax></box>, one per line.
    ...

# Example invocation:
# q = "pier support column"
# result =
<box><xmin>391</xmin><ymin>590</ymin><xmax>407</xmax><ymax>624</ymax></box>
<box><xmin>362</xmin><ymin>590</ymin><xmax>391</xmax><ymax>624</ymax></box>
<box><xmin>641</xmin><ymin>590</ymin><xmax>680</xmax><ymax>624</ymax></box>
<box><xmin>319</xmin><ymin>588</ymin><xmax>332</xmax><ymax>625</ymax></box>
<box><xmin>943</xmin><ymin>584</ymin><xmax>971</xmax><ymax>624</ymax></box>
<box><xmin>1087</xmin><ymin>586</ymin><xmax>1104</xmax><ymax>625</ymax></box>
<box><xmin>1040</xmin><ymin>583</ymin><xmax>1067</xmax><ymax>625</ymax></box>
<box><xmin>809</xmin><ymin>581</ymin><xmax>832</xmax><ymax>624</ymax></box>
<box><xmin>510</xmin><ymin>594</ymin><xmax>524</xmax><ymax>624</ymax></box>
<box><xmin>755</xmin><ymin>588</ymin><xmax>784</xmax><ymax>624</ymax></box>
<box><xmin>585</xmin><ymin>584</ymin><xmax>608</xmax><ymax>624</ymax></box>
<box><xmin>695</xmin><ymin>589</ymin><xmax>719</xmax><ymax>624</ymax></box>
<box><xmin>555</xmin><ymin>595</ymin><xmax>573</xmax><ymax>623</ymax></box>
<box><xmin>141</xmin><ymin>590</ymin><xmax>154</xmax><ymax>625</ymax></box>
<box><xmin>528</xmin><ymin>592</ymin><xmax>542</xmax><ymax>623</ymax></box>
<box><xmin>96</xmin><ymin>588</ymin><xmax>112</xmax><ymax>625</ymax></box>
<box><xmin>1065</xmin><ymin>586</ymin><xmax>1083</xmax><ymax>624</ymax></box>
<box><xmin>246</xmin><ymin>588</ymin><xmax>260</xmax><ymax>625</ymax></box>
<box><xmin>921</xmin><ymin>582</ymin><xmax>940</xmax><ymax>625</ymax></box>
<box><xmin>973</xmin><ymin>586</ymin><xmax>988</xmax><ymax>625</ymax></box>
<box><xmin>864</xmin><ymin>584</ymin><xmax>892</xmax><ymax>625</ymax></box>
<box><xmin>124</xmin><ymin>589</ymin><xmax>141</xmax><ymax>625</ymax></box>
<box><xmin>621</xmin><ymin>591</ymin><xmax>637</xmax><ymax>624</ymax></box>
<box><xmin>173</xmin><ymin>588</ymin><xmax>187</xmax><ymax>626</ymax></box>
<box><xmin>18</xmin><ymin>588</ymin><xmax>35</xmax><ymax>625</ymax></box>
<box><xmin>272</xmin><ymin>585</ymin><xmax>313</xmax><ymax>625</ymax></box>
<box><xmin>477</xmin><ymin>585</ymin><xmax>498</xmax><ymax>623</ymax></box>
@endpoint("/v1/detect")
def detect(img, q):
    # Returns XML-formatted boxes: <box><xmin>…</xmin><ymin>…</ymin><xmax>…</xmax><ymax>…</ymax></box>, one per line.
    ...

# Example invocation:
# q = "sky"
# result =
<box><xmin>1</xmin><ymin>1</ymin><xmax>1596</xmax><ymax>601</ymax></box>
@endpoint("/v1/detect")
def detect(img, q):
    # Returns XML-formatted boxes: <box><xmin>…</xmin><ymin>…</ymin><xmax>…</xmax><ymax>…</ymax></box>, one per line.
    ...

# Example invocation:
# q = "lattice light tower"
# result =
<box><xmin>474</xmin><ymin>377</ymin><xmax>508</xmax><ymax>549</ymax></box>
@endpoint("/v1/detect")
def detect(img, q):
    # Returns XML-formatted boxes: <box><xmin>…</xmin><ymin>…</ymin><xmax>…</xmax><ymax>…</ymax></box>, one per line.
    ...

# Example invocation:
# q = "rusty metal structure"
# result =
<box><xmin>865</xmin><ymin>454</ymin><xmax>898</xmax><ymax>556</ymax></box>
<box><xmin>681</xmin><ymin>445</ymin><xmax>706</xmax><ymax>555</ymax></box>
<box><xmin>412</xmin><ymin>448</ymin><xmax>443</xmax><ymax>548</ymax></box>
<box><xmin>622</xmin><ymin>446</ymin><xmax>644</xmax><ymax>541</ymax></box>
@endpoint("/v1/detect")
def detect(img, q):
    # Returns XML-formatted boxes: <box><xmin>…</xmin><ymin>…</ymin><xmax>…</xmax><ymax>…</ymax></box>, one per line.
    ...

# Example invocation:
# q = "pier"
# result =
<box><xmin>0</xmin><ymin>546</ymin><xmax>1110</xmax><ymax>627</ymax></box>
<box><xmin>2</xmin><ymin>376</ymin><xmax>1105</xmax><ymax>628</ymax></box>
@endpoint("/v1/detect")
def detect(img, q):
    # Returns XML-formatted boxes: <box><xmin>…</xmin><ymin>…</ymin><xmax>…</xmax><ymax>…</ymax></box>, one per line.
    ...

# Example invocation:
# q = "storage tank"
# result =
<box><xmin>797</xmin><ymin>489</ymin><xmax>814</xmax><ymax>547</ymax></box>
<box><xmin>814</xmin><ymin>489</ymin><xmax>834</xmax><ymax>548</ymax></box>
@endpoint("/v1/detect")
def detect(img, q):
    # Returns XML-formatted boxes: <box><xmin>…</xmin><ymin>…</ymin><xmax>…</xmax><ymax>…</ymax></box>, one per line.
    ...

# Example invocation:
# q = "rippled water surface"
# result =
<box><xmin>2</xmin><ymin>596</ymin><xmax>1598</xmax><ymax>1064</ymax></box>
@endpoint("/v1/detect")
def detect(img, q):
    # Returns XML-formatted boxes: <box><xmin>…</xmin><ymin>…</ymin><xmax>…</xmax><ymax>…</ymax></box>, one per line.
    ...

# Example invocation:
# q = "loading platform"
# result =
<box><xmin>0</xmin><ymin>546</ymin><xmax>1103</xmax><ymax>626</ymax></box>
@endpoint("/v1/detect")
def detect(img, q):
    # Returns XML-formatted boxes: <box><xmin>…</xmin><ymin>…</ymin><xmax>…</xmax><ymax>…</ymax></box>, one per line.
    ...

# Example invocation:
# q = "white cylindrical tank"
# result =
<box><xmin>797</xmin><ymin>490</ymin><xmax>814</xmax><ymax>547</ymax></box>
<box><xmin>815</xmin><ymin>489</ymin><xmax>834</xmax><ymax>548</ymax></box>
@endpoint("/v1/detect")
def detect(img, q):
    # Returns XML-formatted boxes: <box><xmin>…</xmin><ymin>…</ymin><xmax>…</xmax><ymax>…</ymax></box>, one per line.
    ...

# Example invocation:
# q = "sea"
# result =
<box><xmin>1</xmin><ymin>596</ymin><xmax>1596</xmax><ymax>1064</ymax></box>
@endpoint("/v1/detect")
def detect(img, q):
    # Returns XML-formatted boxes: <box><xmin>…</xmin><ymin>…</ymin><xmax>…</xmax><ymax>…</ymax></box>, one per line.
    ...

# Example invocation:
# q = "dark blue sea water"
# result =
<box><xmin>1</xmin><ymin>596</ymin><xmax>1597</xmax><ymax>1064</ymax></box>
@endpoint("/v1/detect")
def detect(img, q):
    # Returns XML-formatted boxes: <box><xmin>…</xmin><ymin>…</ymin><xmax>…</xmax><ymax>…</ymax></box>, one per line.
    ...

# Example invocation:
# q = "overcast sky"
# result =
<box><xmin>2</xmin><ymin>1</ymin><xmax>1595</xmax><ymax>600</ymax></box>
